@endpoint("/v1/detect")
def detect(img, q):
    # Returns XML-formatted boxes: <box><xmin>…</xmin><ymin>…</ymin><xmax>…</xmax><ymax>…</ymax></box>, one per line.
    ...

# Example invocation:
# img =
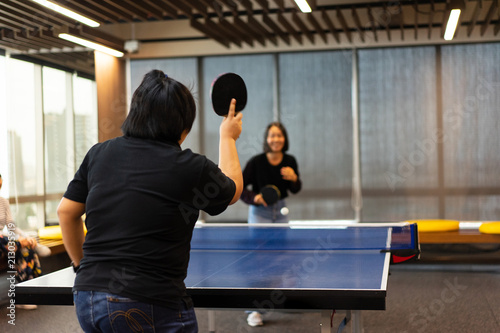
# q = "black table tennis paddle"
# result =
<box><xmin>210</xmin><ymin>73</ymin><xmax>247</xmax><ymax>116</ymax></box>
<box><xmin>260</xmin><ymin>185</ymin><xmax>281</xmax><ymax>205</ymax></box>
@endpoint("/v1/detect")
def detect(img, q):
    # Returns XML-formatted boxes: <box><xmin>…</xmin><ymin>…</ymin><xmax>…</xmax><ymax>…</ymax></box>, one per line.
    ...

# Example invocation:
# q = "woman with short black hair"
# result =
<box><xmin>58</xmin><ymin>69</ymin><xmax>243</xmax><ymax>333</ymax></box>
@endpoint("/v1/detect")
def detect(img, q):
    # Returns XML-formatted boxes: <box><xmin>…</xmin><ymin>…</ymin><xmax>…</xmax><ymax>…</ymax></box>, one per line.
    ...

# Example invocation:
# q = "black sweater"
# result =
<box><xmin>241</xmin><ymin>153</ymin><xmax>301</xmax><ymax>205</ymax></box>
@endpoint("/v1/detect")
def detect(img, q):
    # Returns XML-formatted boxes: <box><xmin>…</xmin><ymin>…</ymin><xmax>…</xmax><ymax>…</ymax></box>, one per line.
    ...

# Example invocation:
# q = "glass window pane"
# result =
<box><xmin>73</xmin><ymin>76</ymin><xmax>98</xmax><ymax>165</ymax></box>
<box><xmin>0</xmin><ymin>55</ymin><xmax>7</xmax><ymax>189</ymax></box>
<box><xmin>4</xmin><ymin>58</ymin><xmax>42</xmax><ymax>231</ymax></box>
<box><xmin>43</xmin><ymin>67</ymin><xmax>73</xmax><ymax>224</ymax></box>
<box><xmin>6</xmin><ymin>59</ymin><xmax>39</xmax><ymax>197</ymax></box>
<box><xmin>441</xmin><ymin>43</ymin><xmax>500</xmax><ymax>220</ymax></box>
<box><xmin>130</xmin><ymin>58</ymin><xmax>199</xmax><ymax>151</ymax></box>
<box><xmin>279</xmin><ymin>50</ymin><xmax>353</xmax><ymax>220</ymax></box>
<box><xmin>358</xmin><ymin>47</ymin><xmax>438</xmax><ymax>221</ymax></box>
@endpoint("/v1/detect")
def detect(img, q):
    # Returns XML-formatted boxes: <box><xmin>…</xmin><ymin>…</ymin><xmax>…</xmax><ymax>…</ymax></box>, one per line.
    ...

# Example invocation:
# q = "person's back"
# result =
<box><xmin>58</xmin><ymin>70</ymin><xmax>243</xmax><ymax>332</ymax></box>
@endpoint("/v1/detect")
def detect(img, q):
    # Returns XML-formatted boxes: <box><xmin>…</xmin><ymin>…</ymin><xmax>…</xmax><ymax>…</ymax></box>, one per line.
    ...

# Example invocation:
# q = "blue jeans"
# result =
<box><xmin>248</xmin><ymin>199</ymin><xmax>289</xmax><ymax>224</ymax></box>
<box><xmin>73</xmin><ymin>291</ymin><xmax>198</xmax><ymax>333</ymax></box>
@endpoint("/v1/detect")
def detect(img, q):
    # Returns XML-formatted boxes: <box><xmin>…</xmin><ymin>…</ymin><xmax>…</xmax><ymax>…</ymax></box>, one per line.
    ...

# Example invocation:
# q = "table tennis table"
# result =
<box><xmin>16</xmin><ymin>221</ymin><xmax>419</xmax><ymax>332</ymax></box>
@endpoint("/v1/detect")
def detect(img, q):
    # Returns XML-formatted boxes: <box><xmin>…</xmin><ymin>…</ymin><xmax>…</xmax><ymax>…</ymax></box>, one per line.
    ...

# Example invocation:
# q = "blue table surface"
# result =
<box><xmin>184</xmin><ymin>223</ymin><xmax>417</xmax><ymax>291</ymax></box>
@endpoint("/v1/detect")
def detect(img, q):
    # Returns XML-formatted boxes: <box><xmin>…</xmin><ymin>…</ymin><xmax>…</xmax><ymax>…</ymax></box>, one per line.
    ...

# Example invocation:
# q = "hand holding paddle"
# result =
<box><xmin>254</xmin><ymin>185</ymin><xmax>280</xmax><ymax>207</ymax></box>
<box><xmin>220</xmin><ymin>98</ymin><xmax>242</xmax><ymax>141</ymax></box>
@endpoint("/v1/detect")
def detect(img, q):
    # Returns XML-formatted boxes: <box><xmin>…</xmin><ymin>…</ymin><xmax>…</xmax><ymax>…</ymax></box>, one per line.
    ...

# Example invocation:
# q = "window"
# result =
<box><xmin>1</xmin><ymin>56</ymin><xmax>97</xmax><ymax>231</ymax></box>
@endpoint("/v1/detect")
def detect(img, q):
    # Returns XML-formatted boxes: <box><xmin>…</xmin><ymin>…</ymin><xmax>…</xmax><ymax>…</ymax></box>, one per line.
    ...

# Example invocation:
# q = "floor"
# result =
<box><xmin>1</xmin><ymin>245</ymin><xmax>499</xmax><ymax>333</ymax></box>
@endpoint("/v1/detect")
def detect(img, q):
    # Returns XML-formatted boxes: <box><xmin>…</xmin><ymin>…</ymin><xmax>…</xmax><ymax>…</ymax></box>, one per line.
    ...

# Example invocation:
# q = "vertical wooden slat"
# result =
<box><xmin>94</xmin><ymin>51</ymin><xmax>127</xmax><ymax>143</ymax></box>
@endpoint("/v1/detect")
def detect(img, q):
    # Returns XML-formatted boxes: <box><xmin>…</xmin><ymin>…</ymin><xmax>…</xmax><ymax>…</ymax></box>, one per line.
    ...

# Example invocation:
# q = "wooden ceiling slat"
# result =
<box><xmin>190</xmin><ymin>18</ymin><xmax>229</xmax><ymax>47</ymax></box>
<box><xmin>321</xmin><ymin>9</ymin><xmax>339</xmax><ymax>43</ymax></box>
<box><xmin>248</xmin><ymin>15</ymin><xmax>277</xmax><ymax>46</ymax></box>
<box><xmin>336</xmin><ymin>8</ymin><xmax>352</xmax><ymax>43</ymax></box>
<box><xmin>277</xmin><ymin>12</ymin><xmax>302</xmax><ymax>44</ymax></box>
<box><xmin>467</xmin><ymin>1</ymin><xmax>481</xmax><ymax>37</ymax></box>
<box><xmin>217</xmin><ymin>0</ymin><xmax>238</xmax><ymax>14</ymax></box>
<box><xmin>0</xmin><ymin>17</ymin><xmax>24</xmax><ymax>32</ymax></box>
<box><xmin>292</xmin><ymin>12</ymin><xmax>314</xmax><ymax>44</ymax></box>
<box><xmin>382</xmin><ymin>3</ymin><xmax>391</xmax><ymax>41</ymax></box>
<box><xmin>351</xmin><ymin>7</ymin><xmax>365</xmax><ymax>43</ymax></box>
<box><xmin>121</xmin><ymin>0</ymin><xmax>163</xmax><ymax>21</ymax></box>
<box><xmin>219</xmin><ymin>17</ymin><xmax>253</xmax><ymax>46</ymax></box>
<box><xmin>15</xmin><ymin>30</ymin><xmax>59</xmax><ymax>49</ymax></box>
<box><xmin>25</xmin><ymin>53</ymin><xmax>94</xmax><ymax>75</ymax></box>
<box><xmin>145</xmin><ymin>0</ymin><xmax>179</xmax><ymax>19</ymax></box>
<box><xmin>480</xmin><ymin>0</ymin><xmax>498</xmax><ymax>36</ymax></box>
<box><xmin>0</xmin><ymin>38</ymin><xmax>30</xmax><ymax>51</ymax></box>
<box><xmin>0</xmin><ymin>2</ymin><xmax>51</xmax><ymax>29</ymax></box>
<box><xmin>263</xmin><ymin>13</ymin><xmax>290</xmax><ymax>45</ymax></box>
<box><xmin>17</xmin><ymin>0</ymin><xmax>79</xmax><ymax>27</ymax></box>
<box><xmin>273</xmin><ymin>0</ymin><xmax>284</xmax><ymax>11</ymax></box>
<box><xmin>30</xmin><ymin>30</ymin><xmax>69</xmax><ymax>48</ymax></box>
<box><xmin>1</xmin><ymin>29</ymin><xmax>41</xmax><ymax>50</ymax></box>
<box><xmin>233</xmin><ymin>15</ymin><xmax>266</xmax><ymax>46</ymax></box>
<box><xmin>307</xmin><ymin>13</ymin><xmax>327</xmax><ymax>43</ymax></box>
<box><xmin>399</xmin><ymin>3</ymin><xmax>404</xmax><ymax>40</ymax></box>
<box><xmin>0</xmin><ymin>12</ymin><xmax>39</xmax><ymax>30</ymax></box>
<box><xmin>4</xmin><ymin>0</ymin><xmax>75</xmax><ymax>28</ymax></box>
<box><xmin>367</xmin><ymin>5</ymin><xmax>378</xmax><ymax>42</ymax></box>
<box><xmin>255</xmin><ymin>0</ymin><xmax>269</xmax><ymax>13</ymax></box>
<box><xmin>182</xmin><ymin>0</ymin><xmax>208</xmax><ymax>18</ymax></box>
<box><xmin>427</xmin><ymin>1</ymin><xmax>434</xmax><ymax>39</ymax></box>
<box><xmin>68</xmin><ymin>0</ymin><xmax>120</xmax><ymax>24</ymax></box>
<box><xmin>49</xmin><ymin>0</ymin><xmax>104</xmax><ymax>25</ymax></box>
<box><xmin>163</xmin><ymin>0</ymin><xmax>193</xmax><ymax>18</ymax></box>
<box><xmin>39</xmin><ymin>29</ymin><xmax>80</xmax><ymax>48</ymax></box>
<box><xmin>78</xmin><ymin>25</ymin><xmax>124</xmax><ymax>51</ymax></box>
<box><xmin>99</xmin><ymin>0</ymin><xmax>149</xmax><ymax>21</ymax></box>
<box><xmin>85</xmin><ymin>0</ymin><xmax>136</xmax><ymax>22</ymax></box>
<box><xmin>205</xmin><ymin>18</ymin><xmax>242</xmax><ymax>46</ymax></box>
<box><xmin>199</xmin><ymin>0</ymin><xmax>224</xmax><ymax>18</ymax></box>
<box><xmin>239</xmin><ymin>0</ymin><xmax>253</xmax><ymax>15</ymax></box>
<box><xmin>413</xmin><ymin>1</ymin><xmax>418</xmax><ymax>40</ymax></box>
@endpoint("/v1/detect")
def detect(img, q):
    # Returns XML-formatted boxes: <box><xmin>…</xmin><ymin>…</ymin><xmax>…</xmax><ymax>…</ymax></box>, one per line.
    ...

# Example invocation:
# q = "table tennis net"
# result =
<box><xmin>191</xmin><ymin>224</ymin><xmax>418</xmax><ymax>252</ymax></box>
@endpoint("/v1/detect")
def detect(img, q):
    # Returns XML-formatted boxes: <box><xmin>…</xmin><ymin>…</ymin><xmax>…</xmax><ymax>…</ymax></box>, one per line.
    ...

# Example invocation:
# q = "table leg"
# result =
<box><xmin>350</xmin><ymin>310</ymin><xmax>363</xmax><ymax>333</ymax></box>
<box><xmin>321</xmin><ymin>310</ymin><xmax>364</xmax><ymax>333</ymax></box>
<box><xmin>208</xmin><ymin>310</ymin><xmax>215</xmax><ymax>333</ymax></box>
<box><xmin>320</xmin><ymin>310</ymin><xmax>333</xmax><ymax>333</ymax></box>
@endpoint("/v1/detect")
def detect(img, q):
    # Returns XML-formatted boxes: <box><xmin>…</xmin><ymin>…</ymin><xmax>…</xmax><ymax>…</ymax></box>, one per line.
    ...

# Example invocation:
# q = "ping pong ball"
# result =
<box><xmin>280</xmin><ymin>207</ymin><xmax>289</xmax><ymax>215</ymax></box>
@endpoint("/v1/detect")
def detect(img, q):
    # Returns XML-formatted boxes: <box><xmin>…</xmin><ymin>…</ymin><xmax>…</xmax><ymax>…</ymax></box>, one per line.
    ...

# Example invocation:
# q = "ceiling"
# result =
<box><xmin>0</xmin><ymin>0</ymin><xmax>499</xmax><ymax>75</ymax></box>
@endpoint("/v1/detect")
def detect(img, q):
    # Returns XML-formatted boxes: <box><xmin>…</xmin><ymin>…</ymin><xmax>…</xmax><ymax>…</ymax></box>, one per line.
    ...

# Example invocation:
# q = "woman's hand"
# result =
<box><xmin>220</xmin><ymin>99</ymin><xmax>243</xmax><ymax>141</ymax></box>
<box><xmin>281</xmin><ymin>167</ymin><xmax>297</xmax><ymax>182</ymax></box>
<box><xmin>19</xmin><ymin>236</ymin><xmax>37</xmax><ymax>249</ymax></box>
<box><xmin>253</xmin><ymin>193</ymin><xmax>268</xmax><ymax>207</ymax></box>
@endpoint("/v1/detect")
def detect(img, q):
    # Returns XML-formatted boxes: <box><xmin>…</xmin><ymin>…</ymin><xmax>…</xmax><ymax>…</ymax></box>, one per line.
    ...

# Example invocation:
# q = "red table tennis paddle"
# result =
<box><xmin>210</xmin><ymin>73</ymin><xmax>247</xmax><ymax>116</ymax></box>
<box><xmin>260</xmin><ymin>185</ymin><xmax>281</xmax><ymax>205</ymax></box>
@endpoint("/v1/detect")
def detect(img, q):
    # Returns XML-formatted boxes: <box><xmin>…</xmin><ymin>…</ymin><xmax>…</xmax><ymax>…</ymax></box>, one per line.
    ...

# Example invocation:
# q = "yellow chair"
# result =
<box><xmin>38</xmin><ymin>225</ymin><xmax>87</xmax><ymax>240</ymax></box>
<box><xmin>405</xmin><ymin>219</ymin><xmax>460</xmax><ymax>232</ymax></box>
<box><xmin>479</xmin><ymin>222</ymin><xmax>500</xmax><ymax>234</ymax></box>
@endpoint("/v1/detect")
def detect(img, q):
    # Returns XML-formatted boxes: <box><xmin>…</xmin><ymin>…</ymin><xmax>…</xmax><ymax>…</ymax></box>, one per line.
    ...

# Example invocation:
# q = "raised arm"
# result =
<box><xmin>218</xmin><ymin>98</ymin><xmax>243</xmax><ymax>204</ymax></box>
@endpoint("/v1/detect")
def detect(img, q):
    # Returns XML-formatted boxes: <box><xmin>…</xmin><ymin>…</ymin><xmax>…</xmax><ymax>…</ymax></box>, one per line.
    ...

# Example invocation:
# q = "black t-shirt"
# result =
<box><xmin>63</xmin><ymin>136</ymin><xmax>235</xmax><ymax>309</ymax></box>
<box><xmin>241</xmin><ymin>153</ymin><xmax>301</xmax><ymax>205</ymax></box>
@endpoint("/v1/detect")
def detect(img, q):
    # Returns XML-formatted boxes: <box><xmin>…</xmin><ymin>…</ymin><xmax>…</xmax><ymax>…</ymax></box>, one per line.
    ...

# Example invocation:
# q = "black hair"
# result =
<box><xmin>263</xmin><ymin>122</ymin><xmax>289</xmax><ymax>153</ymax></box>
<box><xmin>121</xmin><ymin>70</ymin><xmax>196</xmax><ymax>142</ymax></box>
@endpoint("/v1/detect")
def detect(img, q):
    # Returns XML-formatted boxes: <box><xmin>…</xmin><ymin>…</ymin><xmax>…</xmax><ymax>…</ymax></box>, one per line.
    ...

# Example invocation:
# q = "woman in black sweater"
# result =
<box><xmin>241</xmin><ymin>122</ymin><xmax>302</xmax><ymax>224</ymax></box>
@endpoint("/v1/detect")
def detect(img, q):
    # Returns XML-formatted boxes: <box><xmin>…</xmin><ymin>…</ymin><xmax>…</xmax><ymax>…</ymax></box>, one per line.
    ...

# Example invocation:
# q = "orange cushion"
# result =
<box><xmin>406</xmin><ymin>219</ymin><xmax>460</xmax><ymax>232</ymax></box>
